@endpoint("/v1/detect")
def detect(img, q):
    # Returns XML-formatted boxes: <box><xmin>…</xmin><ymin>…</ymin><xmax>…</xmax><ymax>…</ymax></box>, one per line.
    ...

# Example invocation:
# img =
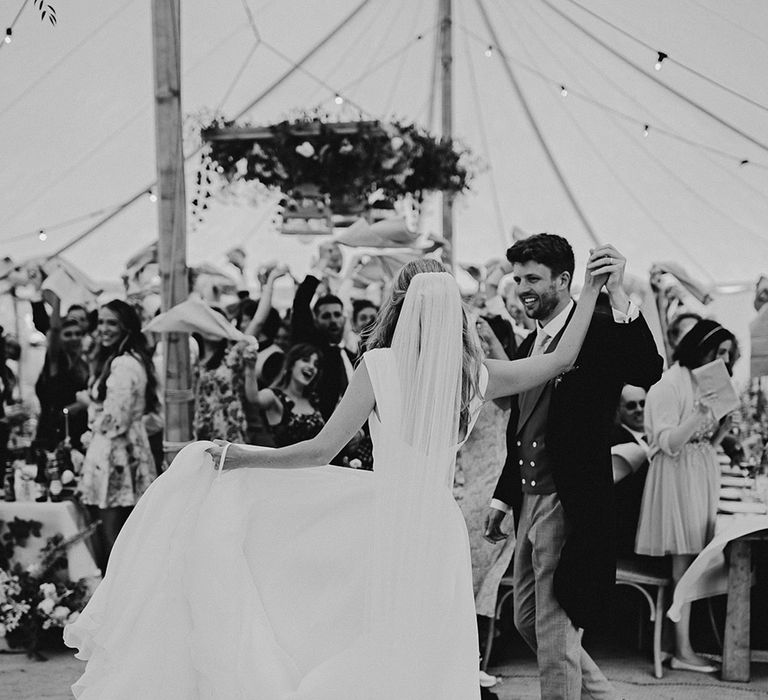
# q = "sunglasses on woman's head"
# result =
<box><xmin>623</xmin><ymin>400</ymin><xmax>645</xmax><ymax>411</ymax></box>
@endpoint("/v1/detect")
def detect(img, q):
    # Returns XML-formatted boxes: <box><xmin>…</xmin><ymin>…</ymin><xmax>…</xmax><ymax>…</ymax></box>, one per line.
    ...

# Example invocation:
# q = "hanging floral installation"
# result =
<box><xmin>200</xmin><ymin>116</ymin><xmax>477</xmax><ymax>215</ymax></box>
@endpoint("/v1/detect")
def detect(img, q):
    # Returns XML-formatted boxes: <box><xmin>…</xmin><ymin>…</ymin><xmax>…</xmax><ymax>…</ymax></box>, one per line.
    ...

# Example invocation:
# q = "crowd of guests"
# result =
<box><xmin>1</xmin><ymin>239</ymin><xmax>765</xmax><ymax>685</ymax></box>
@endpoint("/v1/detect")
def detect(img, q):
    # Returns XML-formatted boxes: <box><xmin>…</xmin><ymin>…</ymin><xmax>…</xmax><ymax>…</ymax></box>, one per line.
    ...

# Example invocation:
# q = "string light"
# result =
<box><xmin>484</xmin><ymin>45</ymin><xmax>493</xmax><ymax>57</ymax></box>
<box><xmin>148</xmin><ymin>190</ymin><xmax>158</xmax><ymax>202</ymax></box>
<box><xmin>654</xmin><ymin>51</ymin><xmax>668</xmax><ymax>71</ymax></box>
<box><xmin>560</xmin><ymin>85</ymin><xmax>568</xmax><ymax>97</ymax></box>
<box><xmin>4</xmin><ymin>28</ymin><xmax>12</xmax><ymax>44</ymax></box>
<box><xmin>643</xmin><ymin>124</ymin><xmax>649</xmax><ymax>138</ymax></box>
<box><xmin>334</xmin><ymin>93</ymin><xmax>344</xmax><ymax>105</ymax></box>
<box><xmin>38</xmin><ymin>230</ymin><xmax>47</xmax><ymax>241</ymax></box>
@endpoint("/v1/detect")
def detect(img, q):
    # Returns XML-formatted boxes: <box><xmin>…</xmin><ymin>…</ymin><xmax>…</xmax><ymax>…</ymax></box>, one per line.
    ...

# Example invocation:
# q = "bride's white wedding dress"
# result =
<box><xmin>65</xmin><ymin>348</ymin><xmax>485</xmax><ymax>699</ymax></box>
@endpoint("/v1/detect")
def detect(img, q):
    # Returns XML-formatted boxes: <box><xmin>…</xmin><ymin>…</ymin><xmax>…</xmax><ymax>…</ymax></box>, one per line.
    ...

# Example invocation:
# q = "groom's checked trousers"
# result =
<box><xmin>512</xmin><ymin>492</ymin><xmax>618</xmax><ymax>700</ymax></box>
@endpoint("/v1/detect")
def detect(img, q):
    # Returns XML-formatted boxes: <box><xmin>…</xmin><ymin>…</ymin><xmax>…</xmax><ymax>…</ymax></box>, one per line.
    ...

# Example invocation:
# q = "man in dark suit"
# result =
<box><xmin>291</xmin><ymin>259</ymin><xmax>355</xmax><ymax>422</ymax></box>
<box><xmin>611</xmin><ymin>385</ymin><xmax>651</xmax><ymax>559</ymax></box>
<box><xmin>483</xmin><ymin>234</ymin><xmax>663</xmax><ymax>700</ymax></box>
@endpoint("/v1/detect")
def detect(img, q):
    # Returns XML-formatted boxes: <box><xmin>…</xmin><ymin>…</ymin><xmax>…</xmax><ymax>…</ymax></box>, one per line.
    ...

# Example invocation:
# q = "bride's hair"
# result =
<box><xmin>364</xmin><ymin>258</ymin><xmax>483</xmax><ymax>430</ymax></box>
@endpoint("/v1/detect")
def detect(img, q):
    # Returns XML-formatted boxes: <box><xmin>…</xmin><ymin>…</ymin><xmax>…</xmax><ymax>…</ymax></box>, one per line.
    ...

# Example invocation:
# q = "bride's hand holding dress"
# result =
<box><xmin>207</xmin><ymin>358</ymin><xmax>375</xmax><ymax>471</ymax></box>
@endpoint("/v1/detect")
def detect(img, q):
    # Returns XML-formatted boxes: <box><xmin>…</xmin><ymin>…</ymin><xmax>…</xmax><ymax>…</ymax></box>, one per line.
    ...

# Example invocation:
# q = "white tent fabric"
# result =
<box><xmin>1</xmin><ymin>0</ymin><xmax>767</xmax><ymax>387</ymax></box>
<box><xmin>1</xmin><ymin>0</ymin><xmax>767</xmax><ymax>283</ymax></box>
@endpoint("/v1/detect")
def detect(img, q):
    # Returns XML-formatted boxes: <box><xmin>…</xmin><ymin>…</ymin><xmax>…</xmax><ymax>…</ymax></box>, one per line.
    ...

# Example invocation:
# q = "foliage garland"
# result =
<box><xmin>201</xmin><ymin>117</ymin><xmax>477</xmax><ymax>209</ymax></box>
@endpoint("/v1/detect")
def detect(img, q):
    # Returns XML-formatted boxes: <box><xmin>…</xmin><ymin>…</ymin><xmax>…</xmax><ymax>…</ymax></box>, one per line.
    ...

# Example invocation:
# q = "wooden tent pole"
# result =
<box><xmin>151</xmin><ymin>0</ymin><xmax>193</xmax><ymax>464</ymax></box>
<box><xmin>439</xmin><ymin>0</ymin><xmax>454</xmax><ymax>268</ymax></box>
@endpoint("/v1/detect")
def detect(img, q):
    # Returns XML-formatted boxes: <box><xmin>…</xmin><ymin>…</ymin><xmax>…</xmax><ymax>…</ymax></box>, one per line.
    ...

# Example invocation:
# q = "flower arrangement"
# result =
<box><xmin>201</xmin><ymin>116</ymin><xmax>477</xmax><ymax>211</ymax></box>
<box><xmin>0</xmin><ymin>517</ymin><xmax>95</xmax><ymax>656</ymax></box>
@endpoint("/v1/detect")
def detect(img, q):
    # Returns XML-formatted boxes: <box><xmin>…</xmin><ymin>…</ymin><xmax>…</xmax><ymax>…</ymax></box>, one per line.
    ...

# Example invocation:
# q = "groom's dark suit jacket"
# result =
<box><xmin>493</xmin><ymin>304</ymin><xmax>662</xmax><ymax>630</ymax></box>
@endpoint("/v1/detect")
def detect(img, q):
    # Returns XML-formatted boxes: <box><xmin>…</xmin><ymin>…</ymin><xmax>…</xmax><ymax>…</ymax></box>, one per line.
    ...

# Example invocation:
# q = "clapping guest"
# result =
<box><xmin>239</xmin><ymin>265</ymin><xmax>289</xmax><ymax>388</ymax></box>
<box><xmin>635</xmin><ymin>319</ymin><xmax>736</xmax><ymax>673</ymax></box>
<box><xmin>76</xmin><ymin>300</ymin><xmax>158</xmax><ymax>573</ymax></box>
<box><xmin>666</xmin><ymin>312</ymin><xmax>701</xmax><ymax>354</ymax></box>
<box><xmin>291</xmin><ymin>251</ymin><xmax>355</xmax><ymax>422</ymax></box>
<box><xmin>244</xmin><ymin>343</ymin><xmax>325</xmax><ymax>447</ymax></box>
<box><xmin>33</xmin><ymin>290</ymin><xmax>89</xmax><ymax>451</ymax></box>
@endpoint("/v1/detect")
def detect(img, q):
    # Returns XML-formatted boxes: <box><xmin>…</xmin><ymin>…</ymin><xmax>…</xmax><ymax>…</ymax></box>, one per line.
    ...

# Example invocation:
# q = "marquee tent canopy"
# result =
<box><xmin>1</xmin><ymin>0</ymin><xmax>767</xmax><ymax>289</ymax></box>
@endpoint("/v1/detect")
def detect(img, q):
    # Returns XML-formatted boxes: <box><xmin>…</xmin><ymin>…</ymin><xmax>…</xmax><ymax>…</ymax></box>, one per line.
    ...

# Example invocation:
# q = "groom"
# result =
<box><xmin>484</xmin><ymin>234</ymin><xmax>662</xmax><ymax>699</ymax></box>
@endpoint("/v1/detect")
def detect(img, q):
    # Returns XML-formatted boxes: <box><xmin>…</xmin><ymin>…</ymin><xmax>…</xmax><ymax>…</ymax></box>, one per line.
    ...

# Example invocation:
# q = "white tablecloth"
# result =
<box><xmin>668</xmin><ymin>514</ymin><xmax>768</xmax><ymax>622</ymax></box>
<box><xmin>0</xmin><ymin>500</ymin><xmax>100</xmax><ymax>580</ymax></box>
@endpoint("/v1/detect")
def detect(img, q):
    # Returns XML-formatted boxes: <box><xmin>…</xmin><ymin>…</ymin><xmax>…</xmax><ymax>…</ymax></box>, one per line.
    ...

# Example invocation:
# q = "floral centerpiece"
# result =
<box><xmin>200</xmin><ymin>116</ymin><xmax>477</xmax><ymax>213</ymax></box>
<box><xmin>0</xmin><ymin>517</ymin><xmax>95</xmax><ymax>656</ymax></box>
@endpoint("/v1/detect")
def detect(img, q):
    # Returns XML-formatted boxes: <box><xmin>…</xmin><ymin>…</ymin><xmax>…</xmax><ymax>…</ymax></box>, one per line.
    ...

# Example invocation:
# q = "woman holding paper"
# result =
<box><xmin>635</xmin><ymin>319</ymin><xmax>736</xmax><ymax>673</ymax></box>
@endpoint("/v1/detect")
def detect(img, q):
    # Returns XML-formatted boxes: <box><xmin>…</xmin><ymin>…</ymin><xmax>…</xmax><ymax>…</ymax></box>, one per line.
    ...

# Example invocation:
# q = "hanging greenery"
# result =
<box><xmin>201</xmin><ymin>117</ymin><xmax>477</xmax><ymax>210</ymax></box>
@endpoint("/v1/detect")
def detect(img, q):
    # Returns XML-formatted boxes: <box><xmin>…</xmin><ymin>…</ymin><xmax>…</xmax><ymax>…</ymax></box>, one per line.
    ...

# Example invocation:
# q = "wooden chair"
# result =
<box><xmin>615</xmin><ymin>557</ymin><xmax>672</xmax><ymax>679</ymax></box>
<box><xmin>482</xmin><ymin>561</ymin><xmax>672</xmax><ymax>678</ymax></box>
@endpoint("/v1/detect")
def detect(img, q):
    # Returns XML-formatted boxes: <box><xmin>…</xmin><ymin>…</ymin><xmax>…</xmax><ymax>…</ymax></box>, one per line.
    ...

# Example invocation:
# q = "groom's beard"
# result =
<box><xmin>521</xmin><ymin>286</ymin><xmax>559</xmax><ymax>320</ymax></box>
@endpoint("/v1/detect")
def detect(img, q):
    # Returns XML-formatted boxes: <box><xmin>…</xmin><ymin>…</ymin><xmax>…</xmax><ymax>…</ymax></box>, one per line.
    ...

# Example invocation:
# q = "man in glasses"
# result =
<box><xmin>611</xmin><ymin>385</ymin><xmax>651</xmax><ymax>558</ymax></box>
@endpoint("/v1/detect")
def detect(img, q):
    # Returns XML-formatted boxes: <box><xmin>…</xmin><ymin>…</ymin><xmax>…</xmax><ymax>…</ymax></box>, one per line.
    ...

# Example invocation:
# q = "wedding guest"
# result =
<box><xmin>635</xmin><ymin>319</ymin><xmax>736</xmax><ymax>673</ymax></box>
<box><xmin>244</xmin><ymin>343</ymin><xmax>325</xmax><ymax>447</ymax></box>
<box><xmin>33</xmin><ymin>290</ymin><xmax>89</xmax><ymax>451</ymax></box>
<box><xmin>666</xmin><ymin>312</ymin><xmax>701</xmax><ymax>353</ymax></box>
<box><xmin>454</xmin><ymin>316</ymin><xmax>513</xmax><ymax>686</ymax></box>
<box><xmin>291</xmin><ymin>253</ymin><xmax>354</xmax><ymax>422</ymax></box>
<box><xmin>611</xmin><ymin>385</ymin><xmax>650</xmax><ymax>559</ymax></box>
<box><xmin>349</xmin><ymin>300</ymin><xmax>379</xmax><ymax>355</ymax></box>
<box><xmin>193</xmin><ymin>309</ymin><xmax>252</xmax><ymax>444</ymax></box>
<box><xmin>76</xmin><ymin>300</ymin><xmax>158</xmax><ymax>573</ymax></box>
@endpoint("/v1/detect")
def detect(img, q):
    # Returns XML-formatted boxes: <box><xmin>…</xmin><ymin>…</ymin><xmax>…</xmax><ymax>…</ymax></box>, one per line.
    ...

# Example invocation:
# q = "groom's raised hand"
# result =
<box><xmin>586</xmin><ymin>243</ymin><xmax>630</xmax><ymax>314</ymax></box>
<box><xmin>483</xmin><ymin>507</ymin><xmax>508</xmax><ymax>544</ymax></box>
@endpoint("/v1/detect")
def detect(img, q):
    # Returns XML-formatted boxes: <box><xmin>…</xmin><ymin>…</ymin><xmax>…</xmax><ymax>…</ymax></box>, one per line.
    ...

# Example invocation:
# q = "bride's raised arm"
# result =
<box><xmin>482</xmin><ymin>250</ymin><xmax>613</xmax><ymax>401</ymax></box>
<box><xmin>209</xmin><ymin>360</ymin><xmax>375</xmax><ymax>471</ymax></box>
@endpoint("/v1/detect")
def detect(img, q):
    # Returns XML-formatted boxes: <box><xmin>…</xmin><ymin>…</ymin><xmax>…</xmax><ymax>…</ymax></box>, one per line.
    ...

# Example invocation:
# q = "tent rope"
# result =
<box><xmin>475</xmin><ymin>0</ymin><xmax>601</xmax><ymax>245</ymax></box>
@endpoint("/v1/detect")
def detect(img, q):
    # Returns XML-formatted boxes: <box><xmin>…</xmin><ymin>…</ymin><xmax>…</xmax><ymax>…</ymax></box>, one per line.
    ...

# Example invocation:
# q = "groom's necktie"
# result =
<box><xmin>531</xmin><ymin>329</ymin><xmax>550</xmax><ymax>356</ymax></box>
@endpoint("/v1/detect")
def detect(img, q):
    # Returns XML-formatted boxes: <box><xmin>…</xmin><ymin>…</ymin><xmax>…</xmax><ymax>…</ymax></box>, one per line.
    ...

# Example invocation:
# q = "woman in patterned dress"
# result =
<box><xmin>245</xmin><ymin>343</ymin><xmax>325</xmax><ymax>447</ymax></box>
<box><xmin>76</xmin><ymin>300</ymin><xmax>159</xmax><ymax>573</ymax></box>
<box><xmin>193</xmin><ymin>309</ymin><xmax>253</xmax><ymax>444</ymax></box>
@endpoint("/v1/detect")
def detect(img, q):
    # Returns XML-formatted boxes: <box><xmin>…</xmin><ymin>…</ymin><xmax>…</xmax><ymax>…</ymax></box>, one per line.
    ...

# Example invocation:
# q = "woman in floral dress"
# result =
<box><xmin>77</xmin><ymin>300</ymin><xmax>158</xmax><ymax>573</ymax></box>
<box><xmin>193</xmin><ymin>315</ymin><xmax>253</xmax><ymax>444</ymax></box>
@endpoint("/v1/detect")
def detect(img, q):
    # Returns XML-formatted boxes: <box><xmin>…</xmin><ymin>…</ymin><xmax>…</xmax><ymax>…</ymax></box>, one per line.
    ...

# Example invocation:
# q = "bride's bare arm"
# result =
<box><xmin>211</xmin><ymin>360</ymin><xmax>375</xmax><ymax>470</ymax></box>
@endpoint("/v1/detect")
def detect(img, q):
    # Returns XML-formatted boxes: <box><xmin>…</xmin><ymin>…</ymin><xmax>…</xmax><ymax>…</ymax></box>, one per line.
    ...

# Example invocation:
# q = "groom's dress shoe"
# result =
<box><xmin>670</xmin><ymin>657</ymin><xmax>719</xmax><ymax>673</ymax></box>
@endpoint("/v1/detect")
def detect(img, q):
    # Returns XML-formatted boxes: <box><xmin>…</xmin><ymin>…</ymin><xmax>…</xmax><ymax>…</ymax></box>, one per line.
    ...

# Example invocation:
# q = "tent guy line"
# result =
<box><xmin>561</xmin><ymin>0</ymin><xmax>768</xmax><ymax>115</ymax></box>
<box><xmin>455</xmin><ymin>21</ymin><xmax>768</xmax><ymax>173</ymax></box>
<box><xmin>521</xmin><ymin>0</ymin><xmax>768</xmax><ymax>212</ymax></box>
<box><xmin>504</xmin><ymin>1</ymin><xmax>716</xmax><ymax>284</ymax></box>
<box><xmin>540</xmin><ymin>0</ymin><xmax>768</xmax><ymax>156</ymax></box>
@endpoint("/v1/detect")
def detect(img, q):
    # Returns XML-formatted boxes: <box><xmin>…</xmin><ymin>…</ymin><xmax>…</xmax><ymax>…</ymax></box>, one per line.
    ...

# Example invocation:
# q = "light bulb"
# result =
<box><xmin>148</xmin><ymin>191</ymin><xmax>158</xmax><ymax>202</ymax></box>
<box><xmin>38</xmin><ymin>230</ymin><xmax>47</xmax><ymax>241</ymax></box>
<box><xmin>484</xmin><ymin>45</ymin><xmax>493</xmax><ymax>58</ymax></box>
<box><xmin>4</xmin><ymin>28</ymin><xmax>11</xmax><ymax>44</ymax></box>
<box><xmin>560</xmin><ymin>85</ymin><xmax>568</xmax><ymax>97</ymax></box>
<box><xmin>655</xmin><ymin>51</ymin><xmax>667</xmax><ymax>71</ymax></box>
<box><xmin>334</xmin><ymin>94</ymin><xmax>344</xmax><ymax>105</ymax></box>
<box><xmin>643</xmin><ymin>124</ymin><xmax>649</xmax><ymax>138</ymax></box>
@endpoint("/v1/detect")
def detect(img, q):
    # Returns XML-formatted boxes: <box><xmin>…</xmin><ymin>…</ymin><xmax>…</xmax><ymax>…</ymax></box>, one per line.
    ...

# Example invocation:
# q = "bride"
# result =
<box><xmin>64</xmin><ymin>252</ymin><xmax>611</xmax><ymax>699</ymax></box>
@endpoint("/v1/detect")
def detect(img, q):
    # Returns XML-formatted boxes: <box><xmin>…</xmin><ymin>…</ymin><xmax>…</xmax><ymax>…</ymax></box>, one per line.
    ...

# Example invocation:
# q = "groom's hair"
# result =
<box><xmin>506</xmin><ymin>233</ymin><xmax>575</xmax><ymax>286</ymax></box>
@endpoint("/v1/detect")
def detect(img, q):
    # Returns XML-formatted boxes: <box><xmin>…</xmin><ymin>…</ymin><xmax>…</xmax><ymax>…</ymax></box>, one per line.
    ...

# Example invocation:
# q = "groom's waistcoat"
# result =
<box><xmin>514</xmin><ymin>321</ymin><xmax>571</xmax><ymax>495</ymax></box>
<box><xmin>516</xmin><ymin>382</ymin><xmax>556</xmax><ymax>495</ymax></box>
